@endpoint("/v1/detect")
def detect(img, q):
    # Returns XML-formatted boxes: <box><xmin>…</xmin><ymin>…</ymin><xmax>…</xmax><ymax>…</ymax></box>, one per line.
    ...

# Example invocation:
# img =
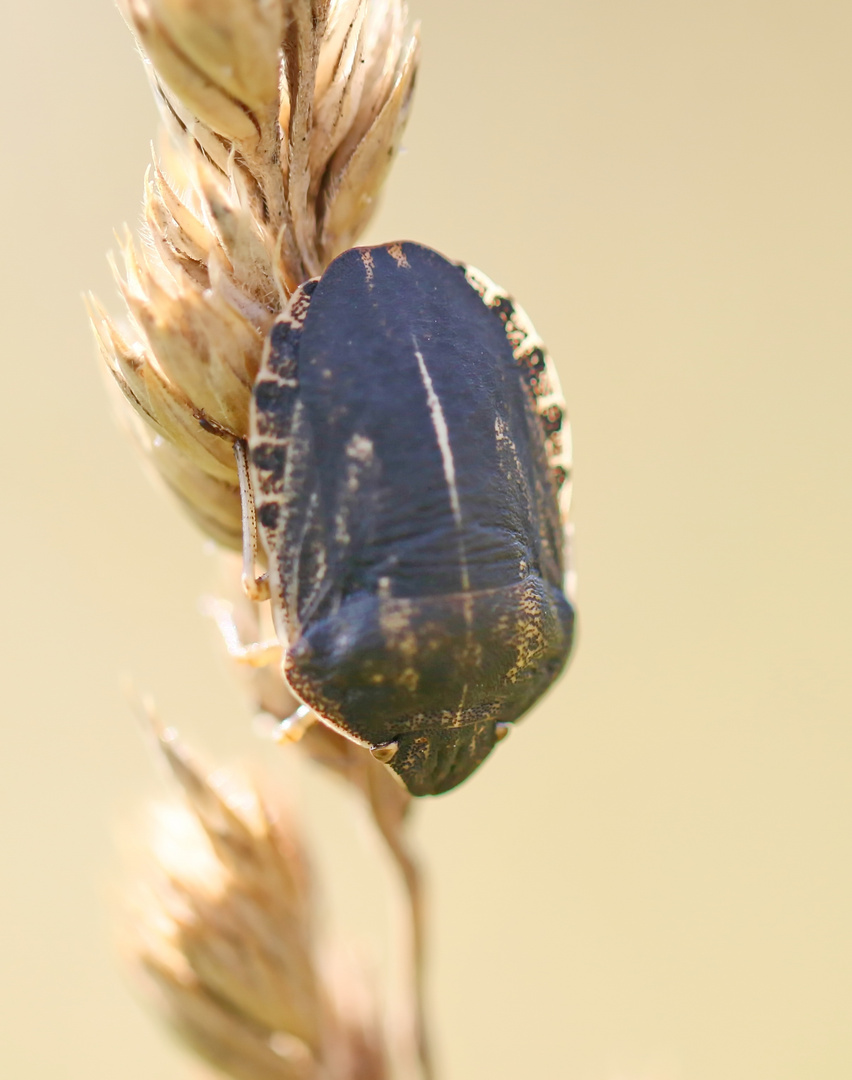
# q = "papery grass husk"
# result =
<box><xmin>90</xmin><ymin>0</ymin><xmax>419</xmax><ymax>550</ymax></box>
<box><xmin>123</xmin><ymin>721</ymin><xmax>389</xmax><ymax>1080</ymax></box>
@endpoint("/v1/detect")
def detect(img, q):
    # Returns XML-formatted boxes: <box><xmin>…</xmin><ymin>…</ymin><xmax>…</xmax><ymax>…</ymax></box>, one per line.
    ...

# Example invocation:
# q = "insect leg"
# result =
<box><xmin>234</xmin><ymin>439</ymin><xmax>271</xmax><ymax>602</ymax></box>
<box><xmin>201</xmin><ymin>596</ymin><xmax>283</xmax><ymax>668</ymax></box>
<box><xmin>254</xmin><ymin>703</ymin><xmax>316</xmax><ymax>744</ymax></box>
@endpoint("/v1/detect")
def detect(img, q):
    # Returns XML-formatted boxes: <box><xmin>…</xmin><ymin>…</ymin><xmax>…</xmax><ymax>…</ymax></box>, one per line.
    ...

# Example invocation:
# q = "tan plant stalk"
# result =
<box><xmin>90</xmin><ymin>1</ymin><xmax>431</xmax><ymax>1078</ymax></box>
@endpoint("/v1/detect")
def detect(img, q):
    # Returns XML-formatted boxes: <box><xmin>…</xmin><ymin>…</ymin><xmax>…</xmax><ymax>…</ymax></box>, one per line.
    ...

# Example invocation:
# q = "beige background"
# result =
<box><xmin>1</xmin><ymin>1</ymin><xmax>851</xmax><ymax>1078</ymax></box>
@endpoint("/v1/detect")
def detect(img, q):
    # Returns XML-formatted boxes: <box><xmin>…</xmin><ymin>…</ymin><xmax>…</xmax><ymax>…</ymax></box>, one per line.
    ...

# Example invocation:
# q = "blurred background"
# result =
<box><xmin>1</xmin><ymin>1</ymin><xmax>851</xmax><ymax>1078</ymax></box>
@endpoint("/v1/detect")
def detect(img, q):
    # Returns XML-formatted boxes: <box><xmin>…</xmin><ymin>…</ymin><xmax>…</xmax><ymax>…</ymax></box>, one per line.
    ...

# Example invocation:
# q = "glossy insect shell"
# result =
<box><xmin>249</xmin><ymin>242</ymin><xmax>574</xmax><ymax>795</ymax></box>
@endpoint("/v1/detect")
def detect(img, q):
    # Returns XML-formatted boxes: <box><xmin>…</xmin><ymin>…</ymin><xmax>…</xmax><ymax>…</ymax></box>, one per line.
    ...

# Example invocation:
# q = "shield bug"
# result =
<box><xmin>244</xmin><ymin>241</ymin><xmax>574</xmax><ymax>795</ymax></box>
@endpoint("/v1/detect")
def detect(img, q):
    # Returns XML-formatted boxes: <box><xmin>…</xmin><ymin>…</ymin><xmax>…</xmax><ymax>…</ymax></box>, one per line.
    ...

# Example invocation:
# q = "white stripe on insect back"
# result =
<box><xmin>411</xmin><ymin>335</ymin><xmax>472</xmax><ymax>597</ymax></box>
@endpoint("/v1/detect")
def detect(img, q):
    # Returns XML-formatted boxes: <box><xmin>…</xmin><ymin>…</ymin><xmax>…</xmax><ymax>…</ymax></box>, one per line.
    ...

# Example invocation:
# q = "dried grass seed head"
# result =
<box><xmin>94</xmin><ymin>0</ymin><xmax>419</xmax><ymax>548</ymax></box>
<box><xmin>123</xmin><ymin>725</ymin><xmax>388</xmax><ymax>1080</ymax></box>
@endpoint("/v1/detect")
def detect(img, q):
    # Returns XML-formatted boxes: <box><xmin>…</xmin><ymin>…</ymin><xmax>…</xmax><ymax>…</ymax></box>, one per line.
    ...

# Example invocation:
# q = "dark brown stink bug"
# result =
<box><xmin>239</xmin><ymin>241</ymin><xmax>575</xmax><ymax>796</ymax></box>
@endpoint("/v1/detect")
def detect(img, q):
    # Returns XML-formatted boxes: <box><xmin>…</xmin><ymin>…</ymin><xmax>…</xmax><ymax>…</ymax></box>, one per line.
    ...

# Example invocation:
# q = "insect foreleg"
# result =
<box><xmin>254</xmin><ymin>703</ymin><xmax>316</xmax><ymax>744</ymax></box>
<box><xmin>201</xmin><ymin>596</ymin><xmax>283</xmax><ymax>669</ymax></box>
<box><xmin>234</xmin><ymin>439</ymin><xmax>271</xmax><ymax>602</ymax></box>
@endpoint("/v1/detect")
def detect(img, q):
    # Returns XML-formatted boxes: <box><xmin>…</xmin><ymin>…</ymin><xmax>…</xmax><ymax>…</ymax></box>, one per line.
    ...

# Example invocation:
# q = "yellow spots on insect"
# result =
<box><xmin>458</xmin><ymin>636</ymin><xmax>484</xmax><ymax>670</ymax></box>
<box><xmin>454</xmin><ymin>683</ymin><xmax>469</xmax><ymax>724</ymax></box>
<box><xmin>494</xmin><ymin>413</ymin><xmax>516</xmax><ymax>458</ymax></box>
<box><xmin>396</xmin><ymin>633</ymin><xmax>419</xmax><ymax>661</ymax></box>
<box><xmin>346</xmin><ymin>433</ymin><xmax>374</xmax><ymax>463</ymax></box>
<box><xmin>505</xmin><ymin>581</ymin><xmax>548</xmax><ymax>683</ymax></box>
<box><xmin>398</xmin><ymin>667</ymin><xmax>420</xmax><ymax>692</ymax></box>
<box><xmin>346</xmin><ymin>438</ymin><xmax>373</xmax><ymax>490</ymax></box>
<box><xmin>360</xmin><ymin>248</ymin><xmax>375</xmax><ymax>283</ymax></box>
<box><xmin>336</xmin><ymin>434</ymin><xmax>374</xmax><ymax>544</ymax></box>
<box><xmin>395</xmin><ymin>732</ymin><xmax>431</xmax><ymax>778</ymax></box>
<box><xmin>387</xmin><ymin>242</ymin><xmax>410</xmax><ymax>268</ymax></box>
<box><xmin>378</xmin><ymin>592</ymin><xmax>418</xmax><ymax>660</ymax></box>
<box><xmin>495</xmin><ymin>412</ymin><xmax>525</xmax><ymax>486</ymax></box>
<box><xmin>334</xmin><ymin>509</ymin><xmax>350</xmax><ymax>546</ymax></box>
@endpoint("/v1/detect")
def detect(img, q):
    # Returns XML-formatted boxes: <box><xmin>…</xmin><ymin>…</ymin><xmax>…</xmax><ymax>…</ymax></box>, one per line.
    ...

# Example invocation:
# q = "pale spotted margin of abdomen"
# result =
<box><xmin>461</xmin><ymin>263</ymin><xmax>576</xmax><ymax>604</ymax></box>
<box><xmin>248</xmin><ymin>280</ymin><xmax>317</xmax><ymax>646</ymax></box>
